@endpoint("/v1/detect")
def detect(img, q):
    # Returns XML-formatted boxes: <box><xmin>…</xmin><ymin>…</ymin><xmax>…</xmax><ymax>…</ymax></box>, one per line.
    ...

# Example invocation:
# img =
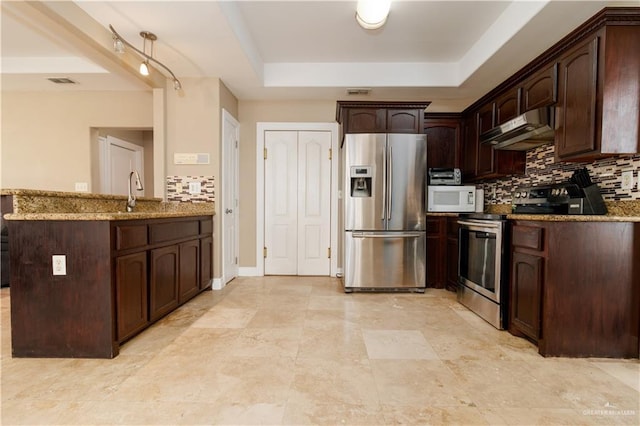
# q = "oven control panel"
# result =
<box><xmin>512</xmin><ymin>183</ymin><xmax>583</xmax><ymax>214</ymax></box>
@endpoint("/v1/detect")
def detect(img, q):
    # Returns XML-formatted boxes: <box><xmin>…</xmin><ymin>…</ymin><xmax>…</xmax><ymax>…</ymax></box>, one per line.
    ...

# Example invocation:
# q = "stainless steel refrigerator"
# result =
<box><xmin>343</xmin><ymin>133</ymin><xmax>426</xmax><ymax>292</ymax></box>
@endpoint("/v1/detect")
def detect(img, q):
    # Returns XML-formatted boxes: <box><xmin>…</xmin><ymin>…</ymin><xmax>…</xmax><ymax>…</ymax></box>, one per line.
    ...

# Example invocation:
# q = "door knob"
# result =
<box><xmin>225</xmin><ymin>208</ymin><xmax>233</xmax><ymax>214</ymax></box>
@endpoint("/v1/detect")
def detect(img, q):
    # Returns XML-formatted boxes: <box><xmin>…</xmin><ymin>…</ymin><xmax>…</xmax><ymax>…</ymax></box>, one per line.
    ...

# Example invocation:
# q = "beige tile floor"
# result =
<box><xmin>1</xmin><ymin>276</ymin><xmax>639</xmax><ymax>425</ymax></box>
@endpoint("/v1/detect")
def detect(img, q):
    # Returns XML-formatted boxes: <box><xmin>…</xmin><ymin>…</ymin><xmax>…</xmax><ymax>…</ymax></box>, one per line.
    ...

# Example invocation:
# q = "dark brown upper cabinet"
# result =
<box><xmin>522</xmin><ymin>63</ymin><xmax>558</xmax><ymax>112</ymax></box>
<box><xmin>556</xmin><ymin>20</ymin><xmax>640</xmax><ymax>161</ymax></box>
<box><xmin>424</xmin><ymin>114</ymin><xmax>462</xmax><ymax>169</ymax></box>
<box><xmin>495</xmin><ymin>88</ymin><xmax>521</xmax><ymax>125</ymax></box>
<box><xmin>336</xmin><ymin>101</ymin><xmax>431</xmax><ymax>141</ymax></box>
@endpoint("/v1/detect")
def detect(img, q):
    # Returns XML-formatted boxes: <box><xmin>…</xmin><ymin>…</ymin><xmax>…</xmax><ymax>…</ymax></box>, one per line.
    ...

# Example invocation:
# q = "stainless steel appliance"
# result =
<box><xmin>457</xmin><ymin>214</ymin><xmax>508</xmax><ymax>329</ymax></box>
<box><xmin>427</xmin><ymin>185</ymin><xmax>476</xmax><ymax>212</ymax></box>
<box><xmin>428</xmin><ymin>168</ymin><xmax>462</xmax><ymax>185</ymax></box>
<box><xmin>512</xmin><ymin>169</ymin><xmax>607</xmax><ymax>215</ymax></box>
<box><xmin>343</xmin><ymin>133</ymin><xmax>426</xmax><ymax>292</ymax></box>
<box><xmin>479</xmin><ymin>107</ymin><xmax>555</xmax><ymax>151</ymax></box>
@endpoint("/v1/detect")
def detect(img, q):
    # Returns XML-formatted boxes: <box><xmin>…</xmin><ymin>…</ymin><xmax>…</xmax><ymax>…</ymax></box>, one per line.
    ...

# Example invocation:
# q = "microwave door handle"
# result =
<box><xmin>387</xmin><ymin>145</ymin><xmax>393</xmax><ymax>220</ymax></box>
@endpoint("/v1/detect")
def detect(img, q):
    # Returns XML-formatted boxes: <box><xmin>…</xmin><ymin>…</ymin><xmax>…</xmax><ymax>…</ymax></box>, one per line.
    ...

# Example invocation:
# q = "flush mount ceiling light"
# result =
<box><xmin>356</xmin><ymin>0</ymin><xmax>392</xmax><ymax>30</ymax></box>
<box><xmin>109</xmin><ymin>25</ymin><xmax>182</xmax><ymax>90</ymax></box>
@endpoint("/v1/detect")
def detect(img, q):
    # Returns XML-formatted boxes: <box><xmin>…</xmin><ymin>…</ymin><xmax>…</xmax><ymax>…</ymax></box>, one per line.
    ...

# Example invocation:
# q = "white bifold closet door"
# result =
<box><xmin>264</xmin><ymin>130</ymin><xmax>331</xmax><ymax>276</ymax></box>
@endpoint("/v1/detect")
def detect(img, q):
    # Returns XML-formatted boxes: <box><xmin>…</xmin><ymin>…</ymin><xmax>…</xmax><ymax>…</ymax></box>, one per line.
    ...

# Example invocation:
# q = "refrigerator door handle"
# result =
<box><xmin>387</xmin><ymin>145</ymin><xmax>393</xmax><ymax>220</ymax></box>
<box><xmin>381</xmin><ymin>143</ymin><xmax>387</xmax><ymax>222</ymax></box>
<box><xmin>352</xmin><ymin>231</ymin><xmax>423</xmax><ymax>238</ymax></box>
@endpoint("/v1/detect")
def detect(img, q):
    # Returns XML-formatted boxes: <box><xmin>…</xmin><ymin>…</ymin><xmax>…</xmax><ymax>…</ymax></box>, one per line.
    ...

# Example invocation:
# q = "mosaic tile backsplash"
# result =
<box><xmin>479</xmin><ymin>145</ymin><xmax>640</xmax><ymax>205</ymax></box>
<box><xmin>166</xmin><ymin>176</ymin><xmax>215</xmax><ymax>202</ymax></box>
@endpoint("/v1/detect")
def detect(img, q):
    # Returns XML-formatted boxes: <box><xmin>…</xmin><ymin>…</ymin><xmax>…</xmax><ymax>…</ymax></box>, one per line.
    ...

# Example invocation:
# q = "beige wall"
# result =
<box><xmin>1</xmin><ymin>91</ymin><xmax>153</xmax><ymax>191</ymax></box>
<box><xmin>164</xmin><ymin>77</ymin><xmax>238</xmax><ymax>279</ymax></box>
<box><xmin>237</xmin><ymin>100</ymin><xmax>336</xmax><ymax>268</ymax></box>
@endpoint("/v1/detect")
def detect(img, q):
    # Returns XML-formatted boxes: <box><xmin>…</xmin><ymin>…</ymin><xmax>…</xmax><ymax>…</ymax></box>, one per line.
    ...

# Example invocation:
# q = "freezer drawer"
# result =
<box><xmin>344</xmin><ymin>231</ymin><xmax>426</xmax><ymax>291</ymax></box>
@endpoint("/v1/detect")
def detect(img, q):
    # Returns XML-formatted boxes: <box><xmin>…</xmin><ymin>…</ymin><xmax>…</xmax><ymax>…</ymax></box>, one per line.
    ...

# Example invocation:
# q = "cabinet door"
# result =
<box><xmin>445</xmin><ymin>218</ymin><xmax>460</xmax><ymax>292</ymax></box>
<box><xmin>179</xmin><ymin>240</ymin><xmax>200</xmax><ymax>304</ymax></box>
<box><xmin>387</xmin><ymin>109</ymin><xmax>423</xmax><ymax>133</ymax></box>
<box><xmin>150</xmin><ymin>245</ymin><xmax>179</xmax><ymax>321</ymax></box>
<box><xmin>510</xmin><ymin>251</ymin><xmax>543</xmax><ymax>342</ymax></box>
<box><xmin>461</xmin><ymin>115</ymin><xmax>478</xmax><ymax>180</ymax></box>
<box><xmin>115</xmin><ymin>252</ymin><xmax>148</xmax><ymax>342</ymax></box>
<box><xmin>346</xmin><ymin>108</ymin><xmax>386</xmax><ymax>133</ymax></box>
<box><xmin>476</xmin><ymin>104</ymin><xmax>495</xmax><ymax>177</ymax></box>
<box><xmin>426</xmin><ymin>217</ymin><xmax>445</xmax><ymax>288</ymax></box>
<box><xmin>522</xmin><ymin>63</ymin><xmax>558</xmax><ymax>111</ymax></box>
<box><xmin>555</xmin><ymin>36</ymin><xmax>599</xmax><ymax>159</ymax></box>
<box><xmin>200</xmin><ymin>236</ymin><xmax>213</xmax><ymax>290</ymax></box>
<box><xmin>424</xmin><ymin>118</ymin><xmax>461</xmax><ymax>169</ymax></box>
<box><xmin>495</xmin><ymin>89</ymin><xmax>521</xmax><ymax>125</ymax></box>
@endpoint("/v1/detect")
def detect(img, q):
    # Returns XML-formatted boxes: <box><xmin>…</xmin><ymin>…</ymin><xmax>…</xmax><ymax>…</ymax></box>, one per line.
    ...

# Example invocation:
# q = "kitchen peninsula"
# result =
<box><xmin>2</xmin><ymin>189</ymin><xmax>215</xmax><ymax>359</ymax></box>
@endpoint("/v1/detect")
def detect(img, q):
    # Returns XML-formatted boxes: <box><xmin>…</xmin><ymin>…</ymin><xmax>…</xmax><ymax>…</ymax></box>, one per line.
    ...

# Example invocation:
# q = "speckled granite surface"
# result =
<box><xmin>428</xmin><ymin>201</ymin><xmax>640</xmax><ymax>222</ymax></box>
<box><xmin>2</xmin><ymin>189</ymin><xmax>215</xmax><ymax>221</ymax></box>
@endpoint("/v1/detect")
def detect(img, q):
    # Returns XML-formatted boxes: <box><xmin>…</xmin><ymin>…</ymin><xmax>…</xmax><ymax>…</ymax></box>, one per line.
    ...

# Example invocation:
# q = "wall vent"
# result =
<box><xmin>47</xmin><ymin>77</ymin><xmax>77</xmax><ymax>84</ymax></box>
<box><xmin>346</xmin><ymin>87</ymin><xmax>371</xmax><ymax>95</ymax></box>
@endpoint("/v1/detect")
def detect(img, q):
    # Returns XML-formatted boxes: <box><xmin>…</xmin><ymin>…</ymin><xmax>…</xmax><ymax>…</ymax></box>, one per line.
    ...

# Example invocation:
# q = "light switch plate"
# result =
<box><xmin>621</xmin><ymin>170</ymin><xmax>634</xmax><ymax>190</ymax></box>
<box><xmin>188</xmin><ymin>181</ymin><xmax>202</xmax><ymax>194</ymax></box>
<box><xmin>74</xmin><ymin>182</ymin><xmax>88</xmax><ymax>192</ymax></box>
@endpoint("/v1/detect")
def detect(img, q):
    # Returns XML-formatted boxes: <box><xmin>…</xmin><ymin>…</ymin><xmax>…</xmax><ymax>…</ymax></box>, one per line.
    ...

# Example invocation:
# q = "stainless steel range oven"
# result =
<box><xmin>457</xmin><ymin>214</ymin><xmax>508</xmax><ymax>329</ymax></box>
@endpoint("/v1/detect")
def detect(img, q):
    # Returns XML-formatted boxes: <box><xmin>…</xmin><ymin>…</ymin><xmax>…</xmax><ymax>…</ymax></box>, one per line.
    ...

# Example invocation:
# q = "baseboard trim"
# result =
<box><xmin>211</xmin><ymin>277</ymin><xmax>225</xmax><ymax>290</ymax></box>
<box><xmin>238</xmin><ymin>267</ymin><xmax>261</xmax><ymax>277</ymax></box>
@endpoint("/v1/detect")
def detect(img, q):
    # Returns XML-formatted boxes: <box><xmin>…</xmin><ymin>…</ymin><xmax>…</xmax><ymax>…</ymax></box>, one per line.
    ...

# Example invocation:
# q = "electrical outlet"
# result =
<box><xmin>52</xmin><ymin>255</ymin><xmax>66</xmax><ymax>275</ymax></box>
<box><xmin>621</xmin><ymin>170</ymin><xmax>634</xmax><ymax>190</ymax></box>
<box><xmin>188</xmin><ymin>181</ymin><xmax>202</xmax><ymax>195</ymax></box>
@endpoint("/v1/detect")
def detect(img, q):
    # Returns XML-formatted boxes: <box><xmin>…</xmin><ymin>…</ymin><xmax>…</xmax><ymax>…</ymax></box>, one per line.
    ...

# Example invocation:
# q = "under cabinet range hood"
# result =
<box><xmin>480</xmin><ymin>107</ymin><xmax>555</xmax><ymax>151</ymax></box>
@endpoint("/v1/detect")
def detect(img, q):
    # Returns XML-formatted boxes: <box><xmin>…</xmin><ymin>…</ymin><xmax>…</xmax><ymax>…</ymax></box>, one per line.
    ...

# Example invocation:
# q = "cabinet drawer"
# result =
<box><xmin>512</xmin><ymin>225</ymin><xmax>543</xmax><ymax>251</ymax></box>
<box><xmin>200</xmin><ymin>219</ymin><xmax>213</xmax><ymax>235</ymax></box>
<box><xmin>149</xmin><ymin>220</ymin><xmax>200</xmax><ymax>244</ymax></box>
<box><xmin>426</xmin><ymin>217</ymin><xmax>444</xmax><ymax>235</ymax></box>
<box><xmin>116</xmin><ymin>225</ymin><xmax>148</xmax><ymax>251</ymax></box>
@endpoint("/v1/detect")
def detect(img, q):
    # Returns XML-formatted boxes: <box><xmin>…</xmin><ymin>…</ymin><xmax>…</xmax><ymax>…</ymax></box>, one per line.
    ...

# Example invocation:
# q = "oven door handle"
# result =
<box><xmin>457</xmin><ymin>219</ymin><xmax>502</xmax><ymax>229</ymax></box>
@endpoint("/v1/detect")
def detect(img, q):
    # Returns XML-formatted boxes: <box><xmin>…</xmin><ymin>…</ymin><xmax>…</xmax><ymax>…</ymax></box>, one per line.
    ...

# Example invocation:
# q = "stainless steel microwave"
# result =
<box><xmin>427</xmin><ymin>185</ymin><xmax>476</xmax><ymax>212</ymax></box>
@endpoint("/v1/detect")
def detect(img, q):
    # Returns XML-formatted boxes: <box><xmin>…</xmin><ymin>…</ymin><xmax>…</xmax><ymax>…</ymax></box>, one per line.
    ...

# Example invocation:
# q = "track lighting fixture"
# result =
<box><xmin>109</xmin><ymin>24</ymin><xmax>182</xmax><ymax>90</ymax></box>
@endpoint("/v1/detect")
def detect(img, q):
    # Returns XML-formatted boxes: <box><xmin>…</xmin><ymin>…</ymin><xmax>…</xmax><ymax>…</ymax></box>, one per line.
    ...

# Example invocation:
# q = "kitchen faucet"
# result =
<box><xmin>126</xmin><ymin>170</ymin><xmax>144</xmax><ymax>212</ymax></box>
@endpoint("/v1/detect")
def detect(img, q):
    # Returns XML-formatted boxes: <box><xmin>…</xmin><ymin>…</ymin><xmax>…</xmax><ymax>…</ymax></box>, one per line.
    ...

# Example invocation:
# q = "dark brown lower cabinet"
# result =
<box><xmin>510</xmin><ymin>251</ymin><xmax>543</xmax><ymax>342</ymax></box>
<box><xmin>115</xmin><ymin>252</ymin><xmax>149</xmax><ymax>342</ymax></box>
<box><xmin>150</xmin><ymin>245</ymin><xmax>180</xmax><ymax>321</ymax></box>
<box><xmin>445</xmin><ymin>218</ymin><xmax>460</xmax><ymax>292</ymax></box>
<box><xmin>8</xmin><ymin>215</ymin><xmax>213</xmax><ymax>358</ymax></box>
<box><xmin>426</xmin><ymin>217</ymin><xmax>446</xmax><ymax>288</ymax></box>
<box><xmin>179</xmin><ymin>240</ymin><xmax>200</xmax><ymax>303</ymax></box>
<box><xmin>200</xmin><ymin>236</ymin><xmax>213</xmax><ymax>290</ymax></box>
<box><xmin>427</xmin><ymin>216</ymin><xmax>460</xmax><ymax>291</ymax></box>
<box><xmin>509</xmin><ymin>220</ymin><xmax>640</xmax><ymax>358</ymax></box>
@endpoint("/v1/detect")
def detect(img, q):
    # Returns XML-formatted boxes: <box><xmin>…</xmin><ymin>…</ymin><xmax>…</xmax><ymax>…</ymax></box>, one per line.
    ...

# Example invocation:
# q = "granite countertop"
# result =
<box><xmin>426</xmin><ymin>200</ymin><xmax>640</xmax><ymax>222</ymax></box>
<box><xmin>2</xmin><ymin>188</ymin><xmax>215</xmax><ymax>221</ymax></box>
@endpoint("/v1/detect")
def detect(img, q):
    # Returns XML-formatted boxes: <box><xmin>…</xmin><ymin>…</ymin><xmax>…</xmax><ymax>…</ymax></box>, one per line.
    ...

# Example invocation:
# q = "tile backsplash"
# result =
<box><xmin>479</xmin><ymin>145</ymin><xmax>640</xmax><ymax>205</ymax></box>
<box><xmin>166</xmin><ymin>176</ymin><xmax>215</xmax><ymax>202</ymax></box>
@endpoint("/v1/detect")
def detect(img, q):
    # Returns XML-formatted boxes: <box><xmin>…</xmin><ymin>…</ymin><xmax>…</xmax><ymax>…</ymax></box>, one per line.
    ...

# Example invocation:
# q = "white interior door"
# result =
<box><xmin>99</xmin><ymin>136</ymin><xmax>144</xmax><ymax>195</ymax></box>
<box><xmin>222</xmin><ymin>110</ymin><xmax>240</xmax><ymax>284</ymax></box>
<box><xmin>264</xmin><ymin>131</ymin><xmax>298</xmax><ymax>275</ymax></box>
<box><xmin>264</xmin><ymin>130</ymin><xmax>331</xmax><ymax>276</ymax></box>
<box><xmin>297</xmin><ymin>131</ymin><xmax>331</xmax><ymax>275</ymax></box>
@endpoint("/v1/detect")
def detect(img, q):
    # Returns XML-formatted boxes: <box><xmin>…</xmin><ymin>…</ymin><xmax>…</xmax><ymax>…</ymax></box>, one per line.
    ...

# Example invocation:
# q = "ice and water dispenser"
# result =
<box><xmin>350</xmin><ymin>166</ymin><xmax>372</xmax><ymax>197</ymax></box>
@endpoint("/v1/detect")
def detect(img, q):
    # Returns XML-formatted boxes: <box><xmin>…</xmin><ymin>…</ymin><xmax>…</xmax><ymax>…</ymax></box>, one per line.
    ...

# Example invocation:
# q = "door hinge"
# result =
<box><xmin>264</xmin><ymin>148</ymin><xmax>267</xmax><ymax>159</ymax></box>
<box><xmin>235</xmin><ymin>256</ymin><xmax>238</xmax><ymax>264</ymax></box>
<box><xmin>329</xmin><ymin>148</ymin><xmax>332</xmax><ymax>160</ymax></box>
<box><xmin>327</xmin><ymin>247</ymin><xmax>331</xmax><ymax>258</ymax></box>
<box><xmin>235</xmin><ymin>140</ymin><xmax>238</xmax><ymax>148</ymax></box>
<box><xmin>263</xmin><ymin>247</ymin><xmax>267</xmax><ymax>258</ymax></box>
